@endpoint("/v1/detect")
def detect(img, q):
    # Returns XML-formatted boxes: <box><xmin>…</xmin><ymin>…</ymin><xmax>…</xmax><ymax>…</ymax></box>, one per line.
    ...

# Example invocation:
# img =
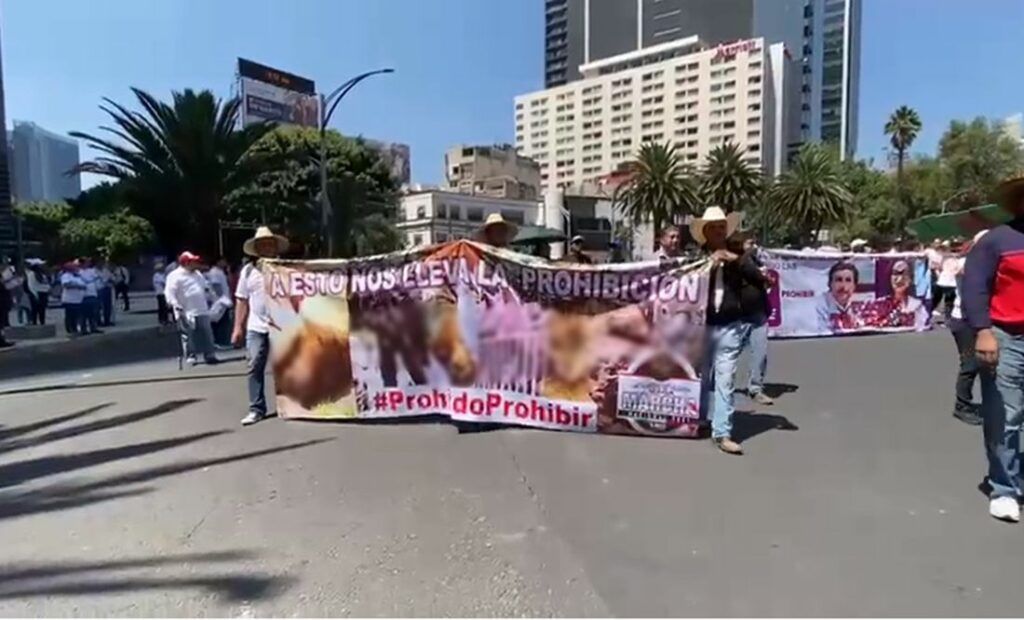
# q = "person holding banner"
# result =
<box><xmin>692</xmin><ymin>206</ymin><xmax>762</xmax><ymax>455</ymax></box>
<box><xmin>234</xmin><ymin>227</ymin><xmax>290</xmax><ymax>426</ymax></box>
<box><xmin>963</xmin><ymin>171</ymin><xmax>1024</xmax><ymax>523</ymax></box>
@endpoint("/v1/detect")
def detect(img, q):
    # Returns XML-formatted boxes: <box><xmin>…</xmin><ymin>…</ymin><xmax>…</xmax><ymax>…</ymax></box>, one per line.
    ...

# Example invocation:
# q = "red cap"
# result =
<box><xmin>178</xmin><ymin>251</ymin><xmax>201</xmax><ymax>264</ymax></box>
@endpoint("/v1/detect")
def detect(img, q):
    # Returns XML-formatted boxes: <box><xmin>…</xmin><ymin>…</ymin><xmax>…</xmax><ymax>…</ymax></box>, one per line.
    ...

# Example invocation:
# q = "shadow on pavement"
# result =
<box><xmin>0</xmin><ymin>438</ymin><xmax>332</xmax><ymax>522</ymax></box>
<box><xmin>0</xmin><ymin>399</ymin><xmax>203</xmax><ymax>455</ymax></box>
<box><xmin>0</xmin><ymin>403</ymin><xmax>114</xmax><ymax>441</ymax></box>
<box><xmin>763</xmin><ymin>382</ymin><xmax>800</xmax><ymax>398</ymax></box>
<box><xmin>731</xmin><ymin>410</ymin><xmax>799</xmax><ymax>443</ymax></box>
<box><xmin>0</xmin><ymin>551</ymin><xmax>293</xmax><ymax>603</ymax></box>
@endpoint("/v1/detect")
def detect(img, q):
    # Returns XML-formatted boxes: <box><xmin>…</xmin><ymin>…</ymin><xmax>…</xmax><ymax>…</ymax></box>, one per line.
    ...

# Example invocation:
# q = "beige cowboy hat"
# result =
<box><xmin>243</xmin><ymin>226</ymin><xmax>289</xmax><ymax>257</ymax></box>
<box><xmin>689</xmin><ymin>206</ymin><xmax>742</xmax><ymax>245</ymax></box>
<box><xmin>475</xmin><ymin>213</ymin><xmax>519</xmax><ymax>241</ymax></box>
<box><xmin>995</xmin><ymin>170</ymin><xmax>1024</xmax><ymax>210</ymax></box>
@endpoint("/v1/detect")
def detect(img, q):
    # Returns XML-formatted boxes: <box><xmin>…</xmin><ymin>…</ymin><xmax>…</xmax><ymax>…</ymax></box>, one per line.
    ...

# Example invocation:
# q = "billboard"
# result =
<box><xmin>238</xmin><ymin>58</ymin><xmax>319</xmax><ymax>128</ymax></box>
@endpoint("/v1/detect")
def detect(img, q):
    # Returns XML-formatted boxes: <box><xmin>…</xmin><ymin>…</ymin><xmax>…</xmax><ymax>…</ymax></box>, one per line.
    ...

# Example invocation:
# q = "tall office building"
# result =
<box><xmin>543</xmin><ymin>0</ymin><xmax>860</xmax><ymax>158</ymax></box>
<box><xmin>0</xmin><ymin>26</ymin><xmax>12</xmax><ymax>253</ymax></box>
<box><xmin>8</xmin><ymin>121</ymin><xmax>81</xmax><ymax>202</ymax></box>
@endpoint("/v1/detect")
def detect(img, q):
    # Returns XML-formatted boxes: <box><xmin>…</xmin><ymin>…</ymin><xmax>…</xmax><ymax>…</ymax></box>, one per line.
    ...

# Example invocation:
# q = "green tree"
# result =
<box><xmin>901</xmin><ymin>155</ymin><xmax>955</xmax><ymax>219</ymax></box>
<box><xmin>766</xmin><ymin>144</ymin><xmax>852</xmax><ymax>244</ymax></box>
<box><xmin>938</xmin><ymin>117</ymin><xmax>1024</xmax><ymax>208</ymax></box>
<box><xmin>71</xmin><ymin>88</ymin><xmax>274</xmax><ymax>257</ymax></box>
<box><xmin>614</xmin><ymin>142</ymin><xmax>700</xmax><ymax>236</ymax></box>
<box><xmin>834</xmin><ymin>159</ymin><xmax>901</xmax><ymax>243</ymax></box>
<box><xmin>884</xmin><ymin>105</ymin><xmax>922</xmax><ymax>186</ymax></box>
<box><xmin>226</xmin><ymin>125</ymin><xmax>401</xmax><ymax>257</ymax></box>
<box><xmin>699</xmin><ymin>142</ymin><xmax>763</xmax><ymax>213</ymax></box>
<box><xmin>60</xmin><ymin>209</ymin><xmax>154</xmax><ymax>261</ymax></box>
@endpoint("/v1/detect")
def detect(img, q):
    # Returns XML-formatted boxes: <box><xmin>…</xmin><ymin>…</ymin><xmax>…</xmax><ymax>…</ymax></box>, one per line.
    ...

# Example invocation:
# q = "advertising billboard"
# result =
<box><xmin>238</xmin><ymin>58</ymin><xmax>319</xmax><ymax>128</ymax></box>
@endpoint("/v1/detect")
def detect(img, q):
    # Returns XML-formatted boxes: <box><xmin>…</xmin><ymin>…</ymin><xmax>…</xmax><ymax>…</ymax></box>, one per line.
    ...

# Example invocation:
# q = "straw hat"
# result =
<box><xmin>689</xmin><ymin>206</ymin><xmax>742</xmax><ymax>246</ymax></box>
<box><xmin>475</xmin><ymin>213</ymin><xmax>519</xmax><ymax>242</ymax></box>
<box><xmin>244</xmin><ymin>226</ymin><xmax>289</xmax><ymax>257</ymax></box>
<box><xmin>995</xmin><ymin>170</ymin><xmax>1024</xmax><ymax>210</ymax></box>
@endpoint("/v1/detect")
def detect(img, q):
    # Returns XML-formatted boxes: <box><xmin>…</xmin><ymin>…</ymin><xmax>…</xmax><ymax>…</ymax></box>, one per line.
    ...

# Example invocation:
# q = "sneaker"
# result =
<box><xmin>185</xmin><ymin>356</ymin><xmax>198</xmax><ymax>366</ymax></box>
<box><xmin>0</xmin><ymin>340</ymin><xmax>13</xmax><ymax>349</ymax></box>
<box><xmin>241</xmin><ymin>411</ymin><xmax>266</xmax><ymax>426</ymax></box>
<box><xmin>751</xmin><ymin>391</ymin><xmax>775</xmax><ymax>406</ymax></box>
<box><xmin>953</xmin><ymin>406</ymin><xmax>983</xmax><ymax>426</ymax></box>
<box><xmin>712</xmin><ymin>437</ymin><xmax>743</xmax><ymax>455</ymax></box>
<box><xmin>989</xmin><ymin>497</ymin><xmax>1020</xmax><ymax>522</ymax></box>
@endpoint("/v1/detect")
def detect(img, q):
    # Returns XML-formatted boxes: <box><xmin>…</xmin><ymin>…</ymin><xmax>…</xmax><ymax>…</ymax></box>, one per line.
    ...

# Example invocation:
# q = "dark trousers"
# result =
<box><xmin>64</xmin><ymin>302</ymin><xmax>81</xmax><ymax>335</ymax></box>
<box><xmin>934</xmin><ymin>285</ymin><xmax>956</xmax><ymax>316</ymax></box>
<box><xmin>115</xmin><ymin>283</ymin><xmax>130</xmax><ymax>311</ymax></box>
<box><xmin>156</xmin><ymin>294</ymin><xmax>169</xmax><ymax>324</ymax></box>
<box><xmin>29</xmin><ymin>292</ymin><xmax>48</xmax><ymax>325</ymax></box>
<box><xmin>81</xmin><ymin>296</ymin><xmax>99</xmax><ymax>333</ymax></box>
<box><xmin>949</xmin><ymin>318</ymin><xmax>979</xmax><ymax>411</ymax></box>
<box><xmin>99</xmin><ymin>287</ymin><xmax>113</xmax><ymax>326</ymax></box>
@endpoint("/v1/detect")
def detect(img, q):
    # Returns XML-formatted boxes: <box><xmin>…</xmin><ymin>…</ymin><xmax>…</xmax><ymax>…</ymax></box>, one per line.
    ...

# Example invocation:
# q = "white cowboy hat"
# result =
<box><xmin>475</xmin><ymin>213</ymin><xmax>519</xmax><ymax>242</ymax></box>
<box><xmin>850</xmin><ymin>238</ymin><xmax>868</xmax><ymax>248</ymax></box>
<box><xmin>688</xmin><ymin>206</ymin><xmax>742</xmax><ymax>246</ymax></box>
<box><xmin>243</xmin><ymin>226</ymin><xmax>289</xmax><ymax>257</ymax></box>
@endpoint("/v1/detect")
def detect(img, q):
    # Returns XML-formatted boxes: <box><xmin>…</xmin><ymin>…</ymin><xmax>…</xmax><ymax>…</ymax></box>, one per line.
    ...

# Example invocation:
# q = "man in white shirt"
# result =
<box><xmin>206</xmin><ymin>257</ymin><xmax>233</xmax><ymax>347</ymax></box>
<box><xmin>0</xmin><ymin>256</ymin><xmax>16</xmax><ymax>347</ymax></box>
<box><xmin>165</xmin><ymin>251</ymin><xmax>218</xmax><ymax>365</ymax></box>
<box><xmin>234</xmin><ymin>227</ymin><xmax>288</xmax><ymax>425</ymax></box>
<box><xmin>112</xmin><ymin>263</ymin><xmax>131</xmax><ymax>311</ymax></box>
<box><xmin>78</xmin><ymin>258</ymin><xmax>102</xmax><ymax>334</ymax></box>
<box><xmin>60</xmin><ymin>260</ymin><xmax>87</xmax><ymax>337</ymax></box>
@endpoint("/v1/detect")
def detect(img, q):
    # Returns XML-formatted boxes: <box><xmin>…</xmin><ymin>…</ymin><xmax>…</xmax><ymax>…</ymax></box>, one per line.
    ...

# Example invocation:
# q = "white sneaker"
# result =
<box><xmin>185</xmin><ymin>356</ymin><xmax>198</xmax><ymax>366</ymax></box>
<box><xmin>989</xmin><ymin>497</ymin><xmax>1020</xmax><ymax>522</ymax></box>
<box><xmin>241</xmin><ymin>411</ymin><xmax>266</xmax><ymax>426</ymax></box>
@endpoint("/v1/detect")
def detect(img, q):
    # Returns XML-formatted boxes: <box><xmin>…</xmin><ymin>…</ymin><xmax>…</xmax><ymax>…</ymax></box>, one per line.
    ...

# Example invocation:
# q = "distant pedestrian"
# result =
<box><xmin>0</xmin><ymin>256</ymin><xmax>16</xmax><ymax>348</ymax></box>
<box><xmin>563</xmin><ymin>235</ymin><xmax>593</xmax><ymax>264</ymax></box>
<box><xmin>608</xmin><ymin>240</ymin><xmax>626</xmax><ymax>263</ymax></box>
<box><xmin>739</xmin><ymin>232</ymin><xmax>774</xmax><ymax>406</ymax></box>
<box><xmin>655</xmin><ymin>225</ymin><xmax>681</xmax><ymax>261</ymax></box>
<box><xmin>165</xmin><ymin>251</ymin><xmax>218</xmax><ymax>366</ymax></box>
<box><xmin>24</xmin><ymin>259</ymin><xmax>51</xmax><ymax>326</ymax></box>
<box><xmin>96</xmin><ymin>258</ymin><xmax>115</xmax><ymax>326</ymax></box>
<box><xmin>153</xmin><ymin>260</ymin><xmax>169</xmax><ymax>325</ymax></box>
<box><xmin>112</xmin><ymin>262</ymin><xmax>131</xmax><ymax>311</ymax></box>
<box><xmin>963</xmin><ymin>170</ymin><xmax>1024</xmax><ymax>523</ymax></box>
<box><xmin>234</xmin><ymin>227</ymin><xmax>289</xmax><ymax>426</ymax></box>
<box><xmin>78</xmin><ymin>257</ymin><xmax>102</xmax><ymax>334</ymax></box>
<box><xmin>59</xmin><ymin>260</ymin><xmax>87</xmax><ymax>337</ymax></box>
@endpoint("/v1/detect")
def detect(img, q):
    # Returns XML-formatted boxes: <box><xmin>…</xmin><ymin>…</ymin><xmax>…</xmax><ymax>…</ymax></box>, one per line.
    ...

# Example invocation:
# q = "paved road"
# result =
<box><xmin>0</xmin><ymin>330</ymin><xmax>1019</xmax><ymax>616</ymax></box>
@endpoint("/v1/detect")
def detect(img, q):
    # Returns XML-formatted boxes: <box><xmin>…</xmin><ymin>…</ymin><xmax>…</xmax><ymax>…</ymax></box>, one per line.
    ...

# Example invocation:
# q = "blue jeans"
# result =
<box><xmin>98</xmin><ymin>287</ymin><xmax>113</xmax><ymax>325</ymax></box>
<box><xmin>247</xmin><ymin>331</ymin><xmax>270</xmax><ymax>416</ymax></box>
<box><xmin>981</xmin><ymin>326</ymin><xmax>1024</xmax><ymax>499</ymax></box>
<box><xmin>81</xmin><ymin>296</ymin><xmax>99</xmax><ymax>333</ymax></box>
<box><xmin>745</xmin><ymin>318</ymin><xmax>769</xmax><ymax>396</ymax></box>
<box><xmin>701</xmin><ymin>320</ymin><xmax>753</xmax><ymax>439</ymax></box>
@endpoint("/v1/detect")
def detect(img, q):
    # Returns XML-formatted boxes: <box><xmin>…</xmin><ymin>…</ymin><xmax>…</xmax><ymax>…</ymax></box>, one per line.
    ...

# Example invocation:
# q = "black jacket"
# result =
<box><xmin>706</xmin><ymin>252</ymin><xmax>770</xmax><ymax>326</ymax></box>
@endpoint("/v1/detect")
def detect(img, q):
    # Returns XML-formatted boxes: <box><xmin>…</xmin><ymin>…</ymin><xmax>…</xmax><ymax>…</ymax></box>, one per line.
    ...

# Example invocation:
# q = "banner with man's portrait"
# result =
<box><xmin>761</xmin><ymin>250</ymin><xmax>933</xmax><ymax>338</ymax></box>
<box><xmin>262</xmin><ymin>241</ymin><xmax>711</xmax><ymax>438</ymax></box>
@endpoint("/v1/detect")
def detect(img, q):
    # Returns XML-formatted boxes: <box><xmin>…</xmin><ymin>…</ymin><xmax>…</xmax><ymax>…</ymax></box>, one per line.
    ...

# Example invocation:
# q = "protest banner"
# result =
<box><xmin>263</xmin><ymin>240</ymin><xmax>710</xmax><ymax>438</ymax></box>
<box><xmin>761</xmin><ymin>249</ymin><xmax>933</xmax><ymax>338</ymax></box>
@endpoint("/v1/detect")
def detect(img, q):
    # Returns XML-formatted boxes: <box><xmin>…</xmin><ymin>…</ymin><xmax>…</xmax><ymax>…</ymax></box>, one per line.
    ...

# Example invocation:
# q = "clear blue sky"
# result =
<box><xmin>2</xmin><ymin>0</ymin><xmax>1021</xmax><ymax>187</ymax></box>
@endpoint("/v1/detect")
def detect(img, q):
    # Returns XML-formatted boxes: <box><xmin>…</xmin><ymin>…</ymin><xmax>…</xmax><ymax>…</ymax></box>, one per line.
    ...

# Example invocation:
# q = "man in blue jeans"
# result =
<box><xmin>740</xmin><ymin>233</ymin><xmax>774</xmax><ymax>406</ymax></box>
<box><xmin>691</xmin><ymin>207</ymin><xmax>766</xmax><ymax>455</ymax></box>
<box><xmin>963</xmin><ymin>170</ymin><xmax>1024</xmax><ymax>522</ymax></box>
<box><xmin>233</xmin><ymin>227</ymin><xmax>290</xmax><ymax>426</ymax></box>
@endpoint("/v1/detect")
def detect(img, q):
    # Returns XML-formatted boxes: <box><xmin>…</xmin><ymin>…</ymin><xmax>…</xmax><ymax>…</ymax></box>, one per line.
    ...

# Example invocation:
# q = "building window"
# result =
<box><xmin>466</xmin><ymin>207</ymin><xmax>484</xmax><ymax>222</ymax></box>
<box><xmin>501</xmin><ymin>209</ymin><xmax>526</xmax><ymax>225</ymax></box>
<box><xmin>749</xmin><ymin>75</ymin><xmax>762</xmax><ymax>85</ymax></box>
<box><xmin>413</xmin><ymin>233</ymin><xmax>424</xmax><ymax>246</ymax></box>
<box><xmin>416</xmin><ymin>205</ymin><xmax>427</xmax><ymax>219</ymax></box>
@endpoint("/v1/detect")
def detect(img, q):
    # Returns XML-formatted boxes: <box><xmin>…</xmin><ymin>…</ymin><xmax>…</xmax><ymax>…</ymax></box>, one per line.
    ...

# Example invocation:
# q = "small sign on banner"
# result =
<box><xmin>616</xmin><ymin>374</ymin><xmax>702</xmax><ymax>431</ymax></box>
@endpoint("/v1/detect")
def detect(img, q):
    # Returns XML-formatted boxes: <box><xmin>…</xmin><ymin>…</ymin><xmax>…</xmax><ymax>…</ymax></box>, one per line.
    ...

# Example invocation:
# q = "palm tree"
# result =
<box><xmin>614</xmin><ymin>142</ymin><xmax>700</xmax><ymax>237</ymax></box>
<box><xmin>700</xmin><ymin>142</ymin><xmax>763</xmax><ymax>213</ymax></box>
<box><xmin>71</xmin><ymin>88</ymin><xmax>273</xmax><ymax>256</ymax></box>
<box><xmin>766</xmin><ymin>144</ymin><xmax>852</xmax><ymax>244</ymax></box>
<box><xmin>884</xmin><ymin>105</ymin><xmax>922</xmax><ymax>184</ymax></box>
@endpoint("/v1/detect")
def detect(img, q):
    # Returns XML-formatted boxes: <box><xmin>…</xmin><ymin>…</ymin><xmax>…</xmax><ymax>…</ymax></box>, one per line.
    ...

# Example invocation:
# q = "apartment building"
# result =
<box><xmin>397</xmin><ymin>190</ymin><xmax>541</xmax><ymax>248</ymax></box>
<box><xmin>517</xmin><ymin>36</ymin><xmax>795</xmax><ymax>191</ymax></box>
<box><xmin>444</xmin><ymin>144</ymin><xmax>542</xmax><ymax>200</ymax></box>
<box><xmin>8</xmin><ymin>121</ymin><xmax>81</xmax><ymax>202</ymax></box>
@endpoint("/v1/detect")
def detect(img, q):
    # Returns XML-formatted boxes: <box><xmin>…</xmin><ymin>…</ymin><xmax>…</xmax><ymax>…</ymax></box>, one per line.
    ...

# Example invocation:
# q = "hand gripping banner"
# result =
<box><xmin>262</xmin><ymin>241</ymin><xmax>711</xmax><ymax>438</ymax></box>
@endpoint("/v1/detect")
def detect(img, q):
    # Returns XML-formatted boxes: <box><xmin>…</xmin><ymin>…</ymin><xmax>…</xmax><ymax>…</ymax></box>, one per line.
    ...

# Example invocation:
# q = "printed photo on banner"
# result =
<box><xmin>261</xmin><ymin>241</ymin><xmax>711</xmax><ymax>439</ymax></box>
<box><xmin>763</xmin><ymin>250</ymin><xmax>933</xmax><ymax>338</ymax></box>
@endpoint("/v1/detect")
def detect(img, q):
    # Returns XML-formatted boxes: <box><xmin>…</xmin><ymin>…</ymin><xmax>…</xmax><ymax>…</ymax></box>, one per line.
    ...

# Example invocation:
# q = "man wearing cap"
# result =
<box><xmin>476</xmin><ymin>213</ymin><xmax>517</xmax><ymax>249</ymax></box>
<box><xmin>963</xmin><ymin>171</ymin><xmax>1024</xmax><ymax>522</ymax></box>
<box><xmin>563</xmin><ymin>235</ymin><xmax>593</xmax><ymax>264</ymax></box>
<box><xmin>234</xmin><ymin>227</ymin><xmax>289</xmax><ymax>426</ymax></box>
<box><xmin>691</xmin><ymin>206</ymin><xmax>765</xmax><ymax>455</ymax></box>
<box><xmin>165</xmin><ymin>251</ymin><xmax>218</xmax><ymax>365</ymax></box>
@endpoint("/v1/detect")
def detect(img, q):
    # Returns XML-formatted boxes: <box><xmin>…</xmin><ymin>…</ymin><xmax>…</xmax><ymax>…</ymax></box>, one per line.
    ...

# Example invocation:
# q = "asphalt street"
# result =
<box><xmin>0</xmin><ymin>329</ymin><xmax>1019</xmax><ymax>616</ymax></box>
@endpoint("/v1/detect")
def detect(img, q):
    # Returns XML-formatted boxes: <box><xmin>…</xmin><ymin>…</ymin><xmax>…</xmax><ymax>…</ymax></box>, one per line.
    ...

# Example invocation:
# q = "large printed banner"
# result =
<box><xmin>762</xmin><ymin>250</ymin><xmax>933</xmax><ymax>338</ymax></box>
<box><xmin>264</xmin><ymin>241</ymin><xmax>711</xmax><ymax>438</ymax></box>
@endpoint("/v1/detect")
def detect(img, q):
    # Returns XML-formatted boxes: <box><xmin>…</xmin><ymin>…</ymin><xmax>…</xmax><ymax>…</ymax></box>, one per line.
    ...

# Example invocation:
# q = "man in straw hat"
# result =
<box><xmin>475</xmin><ymin>213</ymin><xmax>518</xmax><ymax>249</ymax></box>
<box><xmin>962</xmin><ymin>170</ymin><xmax>1024</xmax><ymax>522</ymax></box>
<box><xmin>691</xmin><ymin>206</ymin><xmax>767</xmax><ymax>455</ymax></box>
<box><xmin>234</xmin><ymin>226</ymin><xmax>289</xmax><ymax>426</ymax></box>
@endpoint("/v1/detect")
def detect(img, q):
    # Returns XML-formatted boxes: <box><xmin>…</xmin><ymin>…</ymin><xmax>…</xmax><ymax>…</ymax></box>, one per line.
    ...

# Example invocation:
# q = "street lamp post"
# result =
<box><xmin>318</xmin><ymin>68</ymin><xmax>394</xmax><ymax>257</ymax></box>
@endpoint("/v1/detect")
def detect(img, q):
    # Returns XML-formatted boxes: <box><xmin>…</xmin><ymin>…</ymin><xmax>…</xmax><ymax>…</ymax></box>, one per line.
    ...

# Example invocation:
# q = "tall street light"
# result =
<box><xmin>318</xmin><ymin>68</ymin><xmax>394</xmax><ymax>257</ymax></box>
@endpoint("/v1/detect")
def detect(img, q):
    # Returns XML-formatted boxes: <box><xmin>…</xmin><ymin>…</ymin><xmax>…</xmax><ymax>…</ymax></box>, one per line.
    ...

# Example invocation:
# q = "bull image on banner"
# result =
<box><xmin>263</xmin><ymin>241</ymin><xmax>710</xmax><ymax>438</ymax></box>
<box><xmin>762</xmin><ymin>249</ymin><xmax>933</xmax><ymax>338</ymax></box>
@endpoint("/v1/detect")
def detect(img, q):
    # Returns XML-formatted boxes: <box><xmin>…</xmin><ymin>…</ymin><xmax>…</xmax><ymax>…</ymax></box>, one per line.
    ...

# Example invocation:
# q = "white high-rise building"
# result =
<box><xmin>802</xmin><ymin>0</ymin><xmax>861</xmax><ymax>159</ymax></box>
<box><xmin>516</xmin><ymin>36</ymin><xmax>797</xmax><ymax>192</ymax></box>
<box><xmin>8</xmin><ymin>121</ymin><xmax>81</xmax><ymax>202</ymax></box>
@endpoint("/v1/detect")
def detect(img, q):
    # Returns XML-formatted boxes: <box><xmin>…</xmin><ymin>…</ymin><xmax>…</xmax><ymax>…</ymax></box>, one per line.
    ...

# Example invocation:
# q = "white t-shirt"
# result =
<box><xmin>951</xmin><ymin>257</ymin><xmax>967</xmax><ymax>320</ymax></box>
<box><xmin>60</xmin><ymin>272</ymin><xmax>86</xmax><ymax>304</ymax></box>
<box><xmin>152</xmin><ymin>271</ymin><xmax>167</xmax><ymax>295</ymax></box>
<box><xmin>937</xmin><ymin>256</ymin><xmax>959</xmax><ymax>288</ymax></box>
<box><xmin>235</xmin><ymin>263</ymin><xmax>269</xmax><ymax>334</ymax></box>
<box><xmin>925</xmin><ymin>248</ymin><xmax>943</xmax><ymax>271</ymax></box>
<box><xmin>79</xmin><ymin>267</ymin><xmax>99</xmax><ymax>297</ymax></box>
<box><xmin>96</xmin><ymin>267</ymin><xmax>113</xmax><ymax>288</ymax></box>
<box><xmin>206</xmin><ymin>266</ymin><xmax>230</xmax><ymax>298</ymax></box>
<box><xmin>164</xmin><ymin>266</ymin><xmax>211</xmax><ymax>317</ymax></box>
